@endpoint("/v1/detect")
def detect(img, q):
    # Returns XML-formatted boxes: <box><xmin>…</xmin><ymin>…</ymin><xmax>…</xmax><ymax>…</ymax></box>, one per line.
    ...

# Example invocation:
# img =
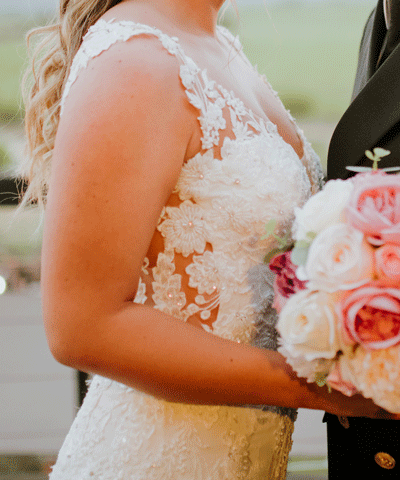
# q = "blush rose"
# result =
<box><xmin>375</xmin><ymin>244</ymin><xmax>400</xmax><ymax>281</ymax></box>
<box><xmin>346</xmin><ymin>171</ymin><xmax>400</xmax><ymax>245</ymax></box>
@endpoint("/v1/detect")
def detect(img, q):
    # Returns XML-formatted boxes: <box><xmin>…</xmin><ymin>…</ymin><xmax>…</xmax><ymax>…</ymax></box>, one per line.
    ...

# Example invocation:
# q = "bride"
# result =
<box><xmin>22</xmin><ymin>0</ymin><xmax>394</xmax><ymax>478</ymax></box>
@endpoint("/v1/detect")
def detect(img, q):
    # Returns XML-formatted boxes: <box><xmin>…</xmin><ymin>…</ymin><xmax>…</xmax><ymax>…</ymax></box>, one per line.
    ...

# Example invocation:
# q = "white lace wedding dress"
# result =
<box><xmin>49</xmin><ymin>19</ymin><xmax>323</xmax><ymax>480</ymax></box>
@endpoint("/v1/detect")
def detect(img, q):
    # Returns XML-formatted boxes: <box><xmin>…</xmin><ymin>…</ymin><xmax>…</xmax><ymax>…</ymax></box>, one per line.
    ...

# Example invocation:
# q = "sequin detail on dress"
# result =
<box><xmin>51</xmin><ymin>19</ymin><xmax>324</xmax><ymax>480</ymax></box>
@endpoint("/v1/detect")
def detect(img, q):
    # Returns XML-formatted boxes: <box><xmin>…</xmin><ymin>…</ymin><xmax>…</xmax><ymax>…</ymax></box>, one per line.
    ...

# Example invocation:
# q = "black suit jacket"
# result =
<box><xmin>325</xmin><ymin>1</ymin><xmax>400</xmax><ymax>478</ymax></box>
<box><xmin>327</xmin><ymin>0</ymin><xmax>400</xmax><ymax>180</ymax></box>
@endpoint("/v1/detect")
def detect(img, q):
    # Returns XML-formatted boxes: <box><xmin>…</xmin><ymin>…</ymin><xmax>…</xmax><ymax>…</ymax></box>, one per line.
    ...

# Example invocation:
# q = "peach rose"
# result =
<box><xmin>375</xmin><ymin>244</ymin><xmax>400</xmax><ymax>281</ymax></box>
<box><xmin>340</xmin><ymin>283</ymin><xmax>400</xmax><ymax>349</ymax></box>
<box><xmin>346</xmin><ymin>171</ymin><xmax>400</xmax><ymax>245</ymax></box>
<box><xmin>337</xmin><ymin>345</ymin><xmax>400</xmax><ymax>413</ymax></box>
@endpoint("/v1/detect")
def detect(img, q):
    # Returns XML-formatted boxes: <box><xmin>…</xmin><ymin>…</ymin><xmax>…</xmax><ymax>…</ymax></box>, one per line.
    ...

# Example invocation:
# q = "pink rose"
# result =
<box><xmin>327</xmin><ymin>363</ymin><xmax>358</xmax><ymax>397</ymax></box>
<box><xmin>269</xmin><ymin>251</ymin><xmax>307</xmax><ymax>312</ymax></box>
<box><xmin>346</xmin><ymin>171</ymin><xmax>400</xmax><ymax>245</ymax></box>
<box><xmin>339</xmin><ymin>283</ymin><xmax>400</xmax><ymax>349</ymax></box>
<box><xmin>375</xmin><ymin>244</ymin><xmax>400</xmax><ymax>281</ymax></box>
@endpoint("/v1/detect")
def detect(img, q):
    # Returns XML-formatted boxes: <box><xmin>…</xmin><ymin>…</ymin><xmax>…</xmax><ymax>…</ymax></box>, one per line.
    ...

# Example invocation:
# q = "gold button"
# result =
<box><xmin>375</xmin><ymin>452</ymin><xmax>396</xmax><ymax>470</ymax></box>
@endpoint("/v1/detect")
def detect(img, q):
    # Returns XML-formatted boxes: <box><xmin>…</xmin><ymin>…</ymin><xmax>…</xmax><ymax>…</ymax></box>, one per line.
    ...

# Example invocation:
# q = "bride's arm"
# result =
<box><xmin>42</xmin><ymin>38</ymin><xmax>395</xmax><ymax>420</ymax></box>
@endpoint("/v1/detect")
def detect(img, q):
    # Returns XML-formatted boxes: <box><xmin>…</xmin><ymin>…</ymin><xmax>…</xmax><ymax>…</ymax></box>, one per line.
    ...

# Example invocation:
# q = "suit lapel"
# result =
<box><xmin>327</xmin><ymin>2</ymin><xmax>400</xmax><ymax>180</ymax></box>
<box><xmin>352</xmin><ymin>2</ymin><xmax>385</xmax><ymax>97</ymax></box>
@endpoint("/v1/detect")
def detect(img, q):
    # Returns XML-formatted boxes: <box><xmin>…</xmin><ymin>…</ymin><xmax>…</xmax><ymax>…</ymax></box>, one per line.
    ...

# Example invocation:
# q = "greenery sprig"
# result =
<box><xmin>346</xmin><ymin>148</ymin><xmax>400</xmax><ymax>173</ymax></box>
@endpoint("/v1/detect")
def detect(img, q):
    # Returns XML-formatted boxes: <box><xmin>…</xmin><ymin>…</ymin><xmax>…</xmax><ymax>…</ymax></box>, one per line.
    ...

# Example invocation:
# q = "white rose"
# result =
<box><xmin>293</xmin><ymin>179</ymin><xmax>354</xmax><ymax>241</ymax></box>
<box><xmin>277</xmin><ymin>289</ymin><xmax>340</xmax><ymax>361</ymax></box>
<box><xmin>279</xmin><ymin>345</ymin><xmax>335</xmax><ymax>383</ymax></box>
<box><xmin>298</xmin><ymin>224</ymin><xmax>375</xmax><ymax>293</ymax></box>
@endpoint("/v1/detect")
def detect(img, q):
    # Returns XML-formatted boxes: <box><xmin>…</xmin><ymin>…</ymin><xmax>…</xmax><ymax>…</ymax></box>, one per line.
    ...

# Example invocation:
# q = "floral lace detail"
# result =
<box><xmin>132</xmin><ymin>257</ymin><xmax>150</xmax><ymax>304</ymax></box>
<box><xmin>212</xmin><ymin>305</ymin><xmax>256</xmax><ymax>344</ymax></box>
<box><xmin>51</xmin><ymin>18</ymin><xmax>325</xmax><ymax>480</ymax></box>
<box><xmin>174</xmin><ymin>150</ymin><xmax>215</xmax><ymax>201</ymax></box>
<box><xmin>141</xmin><ymin>257</ymin><xmax>150</xmax><ymax>275</ymax></box>
<box><xmin>151</xmin><ymin>251</ymin><xmax>187</xmax><ymax>320</ymax></box>
<box><xmin>185</xmin><ymin>249</ymin><xmax>246</xmax><ymax>321</ymax></box>
<box><xmin>157</xmin><ymin>201</ymin><xmax>209</xmax><ymax>257</ymax></box>
<box><xmin>133</xmin><ymin>277</ymin><xmax>147</xmax><ymax>304</ymax></box>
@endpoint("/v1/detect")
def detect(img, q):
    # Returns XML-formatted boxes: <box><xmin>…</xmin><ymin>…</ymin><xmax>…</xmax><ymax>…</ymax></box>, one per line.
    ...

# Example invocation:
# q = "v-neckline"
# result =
<box><xmin>104</xmin><ymin>18</ymin><xmax>306</xmax><ymax>161</ymax></box>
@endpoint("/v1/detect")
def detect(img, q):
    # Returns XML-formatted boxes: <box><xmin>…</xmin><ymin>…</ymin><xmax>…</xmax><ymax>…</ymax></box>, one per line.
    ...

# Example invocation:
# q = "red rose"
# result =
<box><xmin>269</xmin><ymin>251</ymin><xmax>307</xmax><ymax>312</ymax></box>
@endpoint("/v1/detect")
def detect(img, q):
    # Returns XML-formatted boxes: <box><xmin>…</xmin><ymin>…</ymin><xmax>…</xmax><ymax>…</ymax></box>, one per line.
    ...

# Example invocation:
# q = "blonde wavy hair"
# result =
<box><xmin>22</xmin><ymin>0</ymin><xmax>238</xmax><ymax>208</ymax></box>
<box><xmin>21</xmin><ymin>0</ymin><xmax>124</xmax><ymax>207</ymax></box>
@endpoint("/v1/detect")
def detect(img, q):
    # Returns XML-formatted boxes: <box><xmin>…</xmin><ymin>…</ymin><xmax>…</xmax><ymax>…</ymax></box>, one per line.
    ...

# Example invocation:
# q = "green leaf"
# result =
<box><xmin>294</xmin><ymin>239</ymin><xmax>310</xmax><ymax>249</ymax></box>
<box><xmin>264</xmin><ymin>218</ymin><xmax>277</xmax><ymax>236</ymax></box>
<box><xmin>272</xmin><ymin>233</ymin><xmax>288</xmax><ymax>247</ymax></box>
<box><xmin>365</xmin><ymin>150</ymin><xmax>376</xmax><ymax>161</ymax></box>
<box><xmin>373</xmin><ymin>147</ymin><xmax>391</xmax><ymax>157</ymax></box>
<box><xmin>306</xmin><ymin>231</ymin><xmax>317</xmax><ymax>241</ymax></box>
<box><xmin>382</xmin><ymin>167</ymin><xmax>400</xmax><ymax>172</ymax></box>
<box><xmin>345</xmin><ymin>166</ymin><xmax>372</xmax><ymax>172</ymax></box>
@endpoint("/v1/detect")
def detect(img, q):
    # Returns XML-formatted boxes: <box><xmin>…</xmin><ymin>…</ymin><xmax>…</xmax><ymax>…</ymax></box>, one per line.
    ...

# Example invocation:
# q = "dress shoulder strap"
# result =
<box><xmin>61</xmin><ymin>20</ymin><xmax>186</xmax><ymax>113</ymax></box>
<box><xmin>60</xmin><ymin>19</ymin><xmax>223</xmax><ymax>150</ymax></box>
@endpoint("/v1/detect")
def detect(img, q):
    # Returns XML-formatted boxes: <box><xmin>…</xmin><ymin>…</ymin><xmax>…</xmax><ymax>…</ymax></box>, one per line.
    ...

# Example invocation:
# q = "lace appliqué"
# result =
<box><xmin>151</xmin><ymin>251</ymin><xmax>187</xmax><ymax>320</ymax></box>
<box><xmin>132</xmin><ymin>257</ymin><xmax>150</xmax><ymax>304</ymax></box>
<box><xmin>185</xmin><ymin>249</ymin><xmax>247</xmax><ymax>322</ymax></box>
<box><xmin>157</xmin><ymin>201</ymin><xmax>209</xmax><ymax>257</ymax></box>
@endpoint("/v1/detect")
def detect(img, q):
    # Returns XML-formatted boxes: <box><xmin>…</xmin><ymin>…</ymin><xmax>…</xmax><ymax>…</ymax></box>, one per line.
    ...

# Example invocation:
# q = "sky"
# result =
<box><xmin>0</xmin><ymin>0</ymin><xmax>374</xmax><ymax>16</ymax></box>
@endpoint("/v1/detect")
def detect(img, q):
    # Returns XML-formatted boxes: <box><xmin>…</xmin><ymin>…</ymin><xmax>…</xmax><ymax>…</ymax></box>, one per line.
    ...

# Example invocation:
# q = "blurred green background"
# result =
<box><xmin>0</xmin><ymin>0</ymin><xmax>377</xmax><ymax>175</ymax></box>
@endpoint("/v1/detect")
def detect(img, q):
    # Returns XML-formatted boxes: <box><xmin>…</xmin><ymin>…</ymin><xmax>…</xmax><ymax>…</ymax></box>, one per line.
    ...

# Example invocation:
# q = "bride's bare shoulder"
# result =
<box><xmin>54</xmin><ymin>30</ymin><xmax>199</xmax><ymax>205</ymax></box>
<box><xmin>58</xmin><ymin>25</ymin><xmax>200</xmax><ymax>158</ymax></box>
<box><xmin>62</xmin><ymin>30</ymin><xmax>187</xmax><ymax>116</ymax></box>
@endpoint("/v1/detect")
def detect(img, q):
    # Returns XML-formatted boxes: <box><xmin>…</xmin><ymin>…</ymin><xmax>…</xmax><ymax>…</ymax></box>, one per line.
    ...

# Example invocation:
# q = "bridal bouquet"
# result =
<box><xmin>267</xmin><ymin>148</ymin><xmax>400</xmax><ymax>413</ymax></box>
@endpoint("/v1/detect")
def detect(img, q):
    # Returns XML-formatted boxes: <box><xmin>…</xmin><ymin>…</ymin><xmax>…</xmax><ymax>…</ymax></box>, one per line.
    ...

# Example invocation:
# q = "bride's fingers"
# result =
<box><xmin>376</xmin><ymin>408</ymin><xmax>400</xmax><ymax>420</ymax></box>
